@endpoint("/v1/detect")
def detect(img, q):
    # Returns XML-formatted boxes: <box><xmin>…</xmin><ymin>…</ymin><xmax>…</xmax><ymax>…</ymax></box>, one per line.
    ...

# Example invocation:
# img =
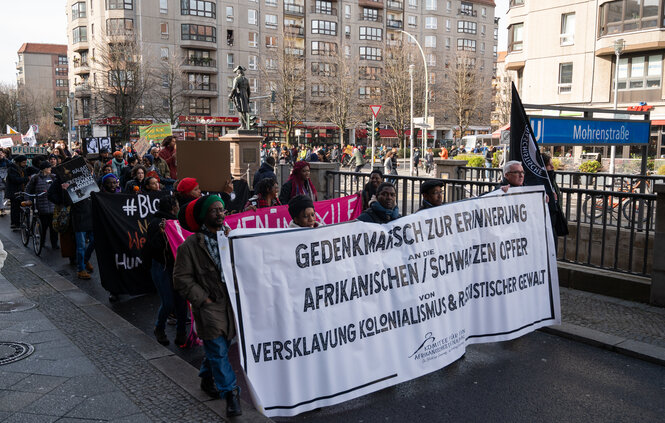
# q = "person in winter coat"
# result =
<box><xmin>350</xmin><ymin>147</ymin><xmax>365</xmax><ymax>172</ymax></box>
<box><xmin>287</xmin><ymin>195</ymin><xmax>322</xmax><ymax>228</ymax></box>
<box><xmin>0</xmin><ymin>149</ymin><xmax>11</xmax><ymax>217</ymax></box>
<box><xmin>124</xmin><ymin>165</ymin><xmax>146</xmax><ymax>193</ymax></box>
<box><xmin>6</xmin><ymin>155</ymin><xmax>30</xmax><ymax>229</ymax></box>
<box><xmin>93</xmin><ymin>148</ymin><xmax>111</xmax><ymax>179</ymax></box>
<box><xmin>109</xmin><ymin>151</ymin><xmax>127</xmax><ymax>176</ymax></box>
<box><xmin>279</xmin><ymin>161</ymin><xmax>317</xmax><ymax>204</ymax></box>
<box><xmin>424</xmin><ymin>148</ymin><xmax>435</xmax><ymax>174</ymax></box>
<box><xmin>145</xmin><ymin>196</ymin><xmax>187</xmax><ymax>347</ymax></box>
<box><xmin>418</xmin><ymin>180</ymin><xmax>444</xmax><ymax>212</ymax></box>
<box><xmin>361</xmin><ymin>169</ymin><xmax>384</xmax><ymax>211</ymax></box>
<box><xmin>100</xmin><ymin>173</ymin><xmax>121</xmax><ymax>193</ymax></box>
<box><xmin>25</xmin><ymin>162</ymin><xmax>58</xmax><ymax>249</ymax></box>
<box><xmin>173</xmin><ymin>195</ymin><xmax>242</xmax><ymax>417</ymax></box>
<box><xmin>252</xmin><ymin>156</ymin><xmax>276</xmax><ymax>191</ymax></box>
<box><xmin>119</xmin><ymin>156</ymin><xmax>137</xmax><ymax>189</ymax></box>
<box><xmin>175</xmin><ymin>177</ymin><xmax>201</xmax><ymax>206</ymax></box>
<box><xmin>151</xmin><ymin>147</ymin><xmax>171</xmax><ymax>179</ymax></box>
<box><xmin>159</xmin><ymin>136</ymin><xmax>177</xmax><ymax>179</ymax></box>
<box><xmin>356</xmin><ymin>182</ymin><xmax>401</xmax><ymax>224</ymax></box>
<box><xmin>244</xmin><ymin>177</ymin><xmax>280</xmax><ymax>211</ymax></box>
<box><xmin>383</xmin><ymin>151</ymin><xmax>397</xmax><ymax>183</ymax></box>
<box><xmin>412</xmin><ymin>148</ymin><xmax>421</xmax><ymax>176</ymax></box>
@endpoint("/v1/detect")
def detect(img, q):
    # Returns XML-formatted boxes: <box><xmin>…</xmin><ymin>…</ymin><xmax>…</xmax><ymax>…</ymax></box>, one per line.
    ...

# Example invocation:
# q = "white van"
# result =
<box><xmin>461</xmin><ymin>134</ymin><xmax>493</xmax><ymax>151</ymax></box>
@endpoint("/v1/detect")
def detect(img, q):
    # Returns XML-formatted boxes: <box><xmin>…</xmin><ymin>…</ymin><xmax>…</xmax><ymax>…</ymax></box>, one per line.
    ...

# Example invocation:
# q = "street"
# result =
<box><xmin>1</xmin><ymin>219</ymin><xmax>663</xmax><ymax>423</ymax></box>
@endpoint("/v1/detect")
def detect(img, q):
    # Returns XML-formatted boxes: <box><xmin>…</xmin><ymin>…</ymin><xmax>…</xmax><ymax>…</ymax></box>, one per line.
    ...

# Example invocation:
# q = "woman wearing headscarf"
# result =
<box><xmin>278</xmin><ymin>161</ymin><xmax>317</xmax><ymax>205</ymax></box>
<box><xmin>174</xmin><ymin>177</ymin><xmax>201</xmax><ymax>206</ymax></box>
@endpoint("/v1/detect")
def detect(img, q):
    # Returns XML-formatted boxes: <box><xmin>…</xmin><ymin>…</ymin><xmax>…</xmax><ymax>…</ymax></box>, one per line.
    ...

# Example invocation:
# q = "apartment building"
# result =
<box><xmin>16</xmin><ymin>43</ymin><xmax>69</xmax><ymax>106</ymax></box>
<box><xmin>504</xmin><ymin>0</ymin><xmax>665</xmax><ymax>158</ymax></box>
<box><xmin>66</xmin><ymin>0</ymin><xmax>496</xmax><ymax>142</ymax></box>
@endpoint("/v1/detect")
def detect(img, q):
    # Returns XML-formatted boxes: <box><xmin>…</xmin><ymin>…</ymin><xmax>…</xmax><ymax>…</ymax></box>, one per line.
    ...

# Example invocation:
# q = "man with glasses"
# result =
<box><xmin>499</xmin><ymin>160</ymin><xmax>525</xmax><ymax>192</ymax></box>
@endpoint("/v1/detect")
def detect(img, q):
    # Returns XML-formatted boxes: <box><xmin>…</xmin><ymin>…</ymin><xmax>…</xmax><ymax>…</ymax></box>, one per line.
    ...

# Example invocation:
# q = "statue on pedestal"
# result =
<box><xmin>229</xmin><ymin>66</ymin><xmax>251</xmax><ymax>130</ymax></box>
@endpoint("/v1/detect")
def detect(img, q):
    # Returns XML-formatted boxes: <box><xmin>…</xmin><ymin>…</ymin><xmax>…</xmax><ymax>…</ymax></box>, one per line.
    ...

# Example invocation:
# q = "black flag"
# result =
<box><xmin>509</xmin><ymin>82</ymin><xmax>553</xmax><ymax>195</ymax></box>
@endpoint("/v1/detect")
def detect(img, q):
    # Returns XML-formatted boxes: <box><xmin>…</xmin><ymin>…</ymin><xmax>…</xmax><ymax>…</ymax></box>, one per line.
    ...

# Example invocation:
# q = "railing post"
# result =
<box><xmin>651</xmin><ymin>183</ymin><xmax>665</xmax><ymax>305</ymax></box>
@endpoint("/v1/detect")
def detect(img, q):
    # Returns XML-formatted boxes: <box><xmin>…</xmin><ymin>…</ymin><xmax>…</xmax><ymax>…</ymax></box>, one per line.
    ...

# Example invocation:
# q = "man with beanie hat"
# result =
<box><xmin>173</xmin><ymin>195</ymin><xmax>242</xmax><ymax>417</ymax></box>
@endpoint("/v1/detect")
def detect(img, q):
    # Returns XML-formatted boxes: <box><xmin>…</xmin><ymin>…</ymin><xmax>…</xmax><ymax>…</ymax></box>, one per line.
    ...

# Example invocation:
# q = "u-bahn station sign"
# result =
<box><xmin>528</xmin><ymin>116</ymin><xmax>650</xmax><ymax>145</ymax></box>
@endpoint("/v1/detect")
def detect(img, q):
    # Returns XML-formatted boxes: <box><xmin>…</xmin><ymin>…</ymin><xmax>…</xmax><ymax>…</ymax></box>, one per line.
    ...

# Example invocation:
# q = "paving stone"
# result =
<box><xmin>0</xmin><ymin>390</ymin><xmax>43</xmax><ymax>412</ymax></box>
<box><xmin>50</xmin><ymin>374</ymin><xmax>117</xmax><ymax>397</ymax></box>
<box><xmin>0</xmin><ymin>370</ymin><xmax>30</xmax><ymax>389</ymax></box>
<box><xmin>65</xmin><ymin>392</ymin><xmax>142</xmax><ymax>420</ymax></box>
<box><xmin>9</xmin><ymin>374</ymin><xmax>68</xmax><ymax>394</ymax></box>
<box><xmin>2</xmin><ymin>412</ymin><xmax>58</xmax><ymax>423</ymax></box>
<box><xmin>109</xmin><ymin>412</ymin><xmax>154</xmax><ymax>423</ymax></box>
<box><xmin>23</xmin><ymin>393</ymin><xmax>86</xmax><ymax>417</ymax></box>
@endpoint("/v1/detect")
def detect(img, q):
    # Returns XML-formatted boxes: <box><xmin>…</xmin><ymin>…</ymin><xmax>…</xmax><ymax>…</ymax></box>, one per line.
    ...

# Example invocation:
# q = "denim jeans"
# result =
<box><xmin>199</xmin><ymin>336</ymin><xmax>237</xmax><ymax>397</ymax></box>
<box><xmin>151</xmin><ymin>261</ymin><xmax>188</xmax><ymax>333</ymax></box>
<box><xmin>74</xmin><ymin>231</ymin><xmax>95</xmax><ymax>272</ymax></box>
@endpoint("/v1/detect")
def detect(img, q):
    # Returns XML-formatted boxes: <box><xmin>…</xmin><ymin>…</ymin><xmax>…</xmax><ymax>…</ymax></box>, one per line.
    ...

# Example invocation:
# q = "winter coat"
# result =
<box><xmin>6</xmin><ymin>163</ymin><xmax>29</xmax><ymax>198</ymax></box>
<box><xmin>351</xmin><ymin>149</ymin><xmax>365</xmax><ymax>167</ymax></box>
<box><xmin>173</xmin><ymin>233</ymin><xmax>235</xmax><ymax>341</ymax></box>
<box><xmin>278</xmin><ymin>179</ymin><xmax>317</xmax><ymax>205</ymax></box>
<box><xmin>252</xmin><ymin>162</ymin><xmax>276</xmax><ymax>191</ymax></box>
<box><xmin>356</xmin><ymin>206</ymin><xmax>401</xmax><ymax>224</ymax></box>
<box><xmin>153</xmin><ymin>157</ymin><xmax>170</xmax><ymax>179</ymax></box>
<box><xmin>109</xmin><ymin>158</ymin><xmax>127</xmax><ymax>176</ymax></box>
<box><xmin>158</xmin><ymin>146</ymin><xmax>177</xmax><ymax>180</ymax></box>
<box><xmin>47</xmin><ymin>173</ymin><xmax>93</xmax><ymax>232</ymax></box>
<box><xmin>144</xmin><ymin>210</ymin><xmax>176</xmax><ymax>268</ymax></box>
<box><xmin>25</xmin><ymin>172</ymin><xmax>55</xmax><ymax>214</ymax></box>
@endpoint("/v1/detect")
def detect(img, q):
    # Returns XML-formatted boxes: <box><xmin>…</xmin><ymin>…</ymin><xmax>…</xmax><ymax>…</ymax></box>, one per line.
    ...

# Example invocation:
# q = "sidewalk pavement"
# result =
<box><xmin>0</xmin><ymin>234</ymin><xmax>271</xmax><ymax>423</ymax></box>
<box><xmin>1</xmin><ymin>235</ymin><xmax>664</xmax><ymax>423</ymax></box>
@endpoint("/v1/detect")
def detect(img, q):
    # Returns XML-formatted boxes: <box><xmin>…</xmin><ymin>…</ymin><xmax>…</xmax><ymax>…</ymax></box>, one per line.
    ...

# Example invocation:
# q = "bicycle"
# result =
<box><xmin>582</xmin><ymin>179</ymin><xmax>651</xmax><ymax>226</ymax></box>
<box><xmin>18</xmin><ymin>192</ymin><xmax>47</xmax><ymax>256</ymax></box>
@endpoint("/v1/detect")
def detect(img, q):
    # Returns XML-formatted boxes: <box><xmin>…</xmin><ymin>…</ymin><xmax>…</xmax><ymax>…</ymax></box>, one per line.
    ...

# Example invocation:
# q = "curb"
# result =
<box><xmin>540</xmin><ymin>323</ymin><xmax>665</xmax><ymax>366</ymax></box>
<box><xmin>1</xmin><ymin>234</ymin><xmax>272</xmax><ymax>423</ymax></box>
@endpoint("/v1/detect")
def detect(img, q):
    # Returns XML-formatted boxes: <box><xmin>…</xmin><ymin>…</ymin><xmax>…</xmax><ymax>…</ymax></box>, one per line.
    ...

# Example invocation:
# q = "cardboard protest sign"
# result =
<box><xmin>221</xmin><ymin>187</ymin><xmax>560</xmax><ymax>417</ymax></box>
<box><xmin>92</xmin><ymin>191</ymin><xmax>167</xmax><ymax>295</ymax></box>
<box><xmin>52</xmin><ymin>157</ymin><xmax>99</xmax><ymax>203</ymax></box>
<box><xmin>134</xmin><ymin>137</ymin><xmax>151</xmax><ymax>158</ymax></box>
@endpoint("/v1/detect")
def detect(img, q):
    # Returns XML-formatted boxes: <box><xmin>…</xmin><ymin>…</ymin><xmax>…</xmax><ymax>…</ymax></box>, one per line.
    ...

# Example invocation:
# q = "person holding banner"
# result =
<box><xmin>419</xmin><ymin>180</ymin><xmax>444</xmax><ymax>211</ymax></box>
<box><xmin>356</xmin><ymin>182</ymin><xmax>401</xmax><ymax>224</ymax></box>
<box><xmin>361</xmin><ymin>169</ymin><xmax>383</xmax><ymax>211</ymax></box>
<box><xmin>173</xmin><ymin>195</ymin><xmax>242</xmax><ymax>417</ymax></box>
<box><xmin>279</xmin><ymin>161</ymin><xmax>318</xmax><ymax>205</ymax></box>
<box><xmin>499</xmin><ymin>161</ymin><xmax>525</xmax><ymax>192</ymax></box>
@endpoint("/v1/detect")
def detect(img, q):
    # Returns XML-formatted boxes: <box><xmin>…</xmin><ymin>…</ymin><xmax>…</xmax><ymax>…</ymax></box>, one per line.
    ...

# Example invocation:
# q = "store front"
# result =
<box><xmin>177</xmin><ymin>116</ymin><xmax>240</xmax><ymax>140</ymax></box>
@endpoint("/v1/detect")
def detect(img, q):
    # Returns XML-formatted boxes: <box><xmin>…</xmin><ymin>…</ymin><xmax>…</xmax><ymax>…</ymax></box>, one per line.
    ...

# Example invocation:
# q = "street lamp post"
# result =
<box><xmin>610</xmin><ymin>38</ymin><xmax>625</xmax><ymax>175</ymax></box>
<box><xmin>409</xmin><ymin>64</ymin><xmax>415</xmax><ymax>176</ymax></box>
<box><xmin>16</xmin><ymin>101</ymin><xmax>21</xmax><ymax>134</ymax></box>
<box><xmin>400</xmin><ymin>30</ymin><xmax>429</xmax><ymax>154</ymax></box>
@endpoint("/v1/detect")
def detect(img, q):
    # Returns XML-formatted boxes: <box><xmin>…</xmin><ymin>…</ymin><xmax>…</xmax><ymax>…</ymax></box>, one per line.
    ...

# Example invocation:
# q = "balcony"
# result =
<box><xmin>184</xmin><ymin>82</ymin><xmax>218</xmax><ymax>97</ymax></box>
<box><xmin>73</xmin><ymin>62</ymin><xmax>90</xmax><ymax>75</ymax></box>
<box><xmin>182</xmin><ymin>57</ymin><xmax>218</xmax><ymax>73</ymax></box>
<box><xmin>387</xmin><ymin>19</ymin><xmax>403</xmax><ymax>29</ymax></box>
<box><xmin>180</xmin><ymin>38</ymin><xmax>217</xmax><ymax>50</ymax></box>
<box><xmin>74</xmin><ymin>82</ymin><xmax>90</xmax><ymax>97</ymax></box>
<box><xmin>458</xmin><ymin>8</ymin><xmax>477</xmax><ymax>17</ymax></box>
<box><xmin>284</xmin><ymin>25</ymin><xmax>305</xmax><ymax>38</ymax></box>
<box><xmin>284</xmin><ymin>3</ymin><xmax>304</xmax><ymax>16</ymax></box>
<box><xmin>285</xmin><ymin>47</ymin><xmax>305</xmax><ymax>57</ymax></box>
<box><xmin>310</xmin><ymin>6</ymin><xmax>337</xmax><ymax>15</ymax></box>
<box><xmin>387</xmin><ymin>1</ymin><xmax>403</xmax><ymax>10</ymax></box>
<box><xmin>359</xmin><ymin>14</ymin><xmax>383</xmax><ymax>23</ymax></box>
<box><xmin>72</xmin><ymin>40</ymin><xmax>89</xmax><ymax>52</ymax></box>
<box><xmin>387</xmin><ymin>39</ymin><xmax>402</xmax><ymax>47</ymax></box>
<box><xmin>359</xmin><ymin>0</ymin><xmax>384</xmax><ymax>9</ymax></box>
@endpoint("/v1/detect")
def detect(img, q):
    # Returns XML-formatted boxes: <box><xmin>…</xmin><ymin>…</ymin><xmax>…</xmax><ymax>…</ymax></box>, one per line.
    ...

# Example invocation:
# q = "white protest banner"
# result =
<box><xmin>0</xmin><ymin>138</ymin><xmax>15</xmax><ymax>148</ymax></box>
<box><xmin>221</xmin><ymin>187</ymin><xmax>560</xmax><ymax>417</ymax></box>
<box><xmin>21</xmin><ymin>126</ymin><xmax>36</xmax><ymax>147</ymax></box>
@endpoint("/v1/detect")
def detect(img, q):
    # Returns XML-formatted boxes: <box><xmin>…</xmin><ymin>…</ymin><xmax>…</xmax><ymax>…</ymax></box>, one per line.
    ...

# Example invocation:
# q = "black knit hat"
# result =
<box><xmin>420</xmin><ymin>179</ymin><xmax>444</xmax><ymax>195</ymax></box>
<box><xmin>288</xmin><ymin>195</ymin><xmax>314</xmax><ymax>220</ymax></box>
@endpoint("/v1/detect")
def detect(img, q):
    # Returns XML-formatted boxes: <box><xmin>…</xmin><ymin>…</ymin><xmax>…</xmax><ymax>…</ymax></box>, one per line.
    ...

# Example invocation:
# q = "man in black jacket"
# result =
<box><xmin>6</xmin><ymin>155</ymin><xmax>29</xmax><ymax>229</ymax></box>
<box><xmin>357</xmin><ymin>182</ymin><xmax>401</xmax><ymax>224</ymax></box>
<box><xmin>252</xmin><ymin>156</ymin><xmax>276</xmax><ymax>191</ymax></box>
<box><xmin>418</xmin><ymin>180</ymin><xmax>444</xmax><ymax>211</ymax></box>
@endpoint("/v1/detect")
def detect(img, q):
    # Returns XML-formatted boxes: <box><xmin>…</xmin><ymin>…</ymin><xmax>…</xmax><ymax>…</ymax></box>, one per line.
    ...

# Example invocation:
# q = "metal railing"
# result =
<box><xmin>327</xmin><ymin>169</ymin><xmax>654</xmax><ymax>277</ymax></box>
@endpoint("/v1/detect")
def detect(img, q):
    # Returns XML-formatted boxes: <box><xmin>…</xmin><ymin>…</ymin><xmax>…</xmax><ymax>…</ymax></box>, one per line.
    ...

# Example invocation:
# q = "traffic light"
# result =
<box><xmin>270</xmin><ymin>90</ymin><xmax>276</xmax><ymax>103</ymax></box>
<box><xmin>374</xmin><ymin>120</ymin><xmax>381</xmax><ymax>140</ymax></box>
<box><xmin>54</xmin><ymin>106</ymin><xmax>66</xmax><ymax>129</ymax></box>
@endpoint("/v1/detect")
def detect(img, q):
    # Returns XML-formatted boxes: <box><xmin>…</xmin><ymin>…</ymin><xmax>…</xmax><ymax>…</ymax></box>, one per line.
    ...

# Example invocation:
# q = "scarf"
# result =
<box><xmin>370</xmin><ymin>200</ymin><xmax>400</xmax><ymax>220</ymax></box>
<box><xmin>201</xmin><ymin>225</ymin><xmax>222</xmax><ymax>275</ymax></box>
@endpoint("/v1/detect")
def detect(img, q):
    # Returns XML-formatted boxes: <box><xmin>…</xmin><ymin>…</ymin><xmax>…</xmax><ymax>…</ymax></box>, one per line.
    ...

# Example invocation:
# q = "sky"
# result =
<box><xmin>0</xmin><ymin>0</ymin><xmax>509</xmax><ymax>85</ymax></box>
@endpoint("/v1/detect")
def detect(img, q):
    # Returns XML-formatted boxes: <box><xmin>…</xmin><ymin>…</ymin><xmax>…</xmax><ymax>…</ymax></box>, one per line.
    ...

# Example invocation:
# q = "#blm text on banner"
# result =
<box><xmin>221</xmin><ymin>187</ymin><xmax>560</xmax><ymax>417</ymax></box>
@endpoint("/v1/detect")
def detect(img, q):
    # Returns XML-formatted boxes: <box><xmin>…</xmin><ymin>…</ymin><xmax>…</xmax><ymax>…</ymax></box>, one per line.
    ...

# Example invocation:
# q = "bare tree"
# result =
<box><xmin>0</xmin><ymin>83</ymin><xmax>20</xmax><ymax>133</ymax></box>
<box><xmin>91</xmin><ymin>33</ymin><xmax>154</xmax><ymax>141</ymax></box>
<box><xmin>444</xmin><ymin>50</ymin><xmax>491</xmax><ymax>139</ymax></box>
<box><xmin>260</xmin><ymin>35</ymin><xmax>306</xmax><ymax>146</ymax></box>
<box><xmin>310</xmin><ymin>50</ymin><xmax>362</xmax><ymax>148</ymax></box>
<box><xmin>145</xmin><ymin>52</ymin><xmax>188</xmax><ymax>125</ymax></box>
<box><xmin>492</xmin><ymin>67</ymin><xmax>512</xmax><ymax>130</ymax></box>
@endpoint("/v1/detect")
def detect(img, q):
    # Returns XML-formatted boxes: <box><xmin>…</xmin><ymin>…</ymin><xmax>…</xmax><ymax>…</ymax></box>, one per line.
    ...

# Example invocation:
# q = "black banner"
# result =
<box><xmin>53</xmin><ymin>156</ymin><xmax>100</xmax><ymax>203</ymax></box>
<box><xmin>92</xmin><ymin>191</ymin><xmax>167</xmax><ymax>295</ymax></box>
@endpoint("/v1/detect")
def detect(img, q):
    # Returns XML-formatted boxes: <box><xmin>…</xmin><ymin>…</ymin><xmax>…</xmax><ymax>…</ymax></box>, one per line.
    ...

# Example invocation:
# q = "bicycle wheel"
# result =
<box><xmin>582</xmin><ymin>196</ymin><xmax>604</xmax><ymax>222</ymax></box>
<box><xmin>32</xmin><ymin>217</ymin><xmax>43</xmax><ymax>256</ymax></box>
<box><xmin>20</xmin><ymin>210</ymin><xmax>30</xmax><ymax>246</ymax></box>
<box><xmin>622</xmin><ymin>198</ymin><xmax>649</xmax><ymax>226</ymax></box>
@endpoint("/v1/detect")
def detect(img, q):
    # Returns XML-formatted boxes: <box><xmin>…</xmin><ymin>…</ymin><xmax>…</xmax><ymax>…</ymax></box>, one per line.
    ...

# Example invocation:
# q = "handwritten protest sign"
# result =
<box><xmin>52</xmin><ymin>157</ymin><xmax>99</xmax><ymax>203</ymax></box>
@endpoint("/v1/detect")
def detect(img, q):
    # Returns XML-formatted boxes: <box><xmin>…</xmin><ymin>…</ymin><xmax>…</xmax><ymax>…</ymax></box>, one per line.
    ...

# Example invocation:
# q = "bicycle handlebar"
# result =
<box><xmin>16</xmin><ymin>192</ymin><xmax>47</xmax><ymax>198</ymax></box>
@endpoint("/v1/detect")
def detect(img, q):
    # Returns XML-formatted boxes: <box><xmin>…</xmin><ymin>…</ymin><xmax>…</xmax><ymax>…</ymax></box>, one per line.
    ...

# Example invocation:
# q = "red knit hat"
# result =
<box><xmin>177</xmin><ymin>177</ymin><xmax>198</xmax><ymax>194</ymax></box>
<box><xmin>178</xmin><ymin>197</ymin><xmax>201</xmax><ymax>232</ymax></box>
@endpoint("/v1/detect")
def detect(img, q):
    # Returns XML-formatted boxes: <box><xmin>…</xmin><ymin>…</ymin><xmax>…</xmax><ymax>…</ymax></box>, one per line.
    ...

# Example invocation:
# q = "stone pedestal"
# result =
<box><xmin>651</xmin><ymin>183</ymin><xmax>665</xmax><ymax>306</ymax></box>
<box><xmin>434</xmin><ymin>159</ymin><xmax>467</xmax><ymax>180</ymax></box>
<box><xmin>220</xmin><ymin>130</ymin><xmax>262</xmax><ymax>183</ymax></box>
<box><xmin>308</xmin><ymin>162</ymin><xmax>340</xmax><ymax>200</ymax></box>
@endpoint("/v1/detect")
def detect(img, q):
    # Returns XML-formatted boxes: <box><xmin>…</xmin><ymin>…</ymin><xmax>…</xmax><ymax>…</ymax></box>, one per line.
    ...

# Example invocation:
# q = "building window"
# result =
<box><xmin>161</xmin><ymin>47</ymin><xmax>169</xmax><ymax>59</ymax></box>
<box><xmin>73</xmin><ymin>26</ymin><xmax>87</xmax><ymax>43</ymax></box>
<box><xmin>188</xmin><ymin>74</ymin><xmax>212</xmax><ymax>91</ymax></box>
<box><xmin>362</xmin><ymin>8</ymin><xmax>379</xmax><ymax>21</ymax></box>
<box><xmin>58</xmin><ymin>55</ymin><xmax>68</xmax><ymax>65</ymax></box>
<box><xmin>315</xmin><ymin>1</ymin><xmax>333</xmax><ymax>14</ymax></box>
<box><xmin>106</xmin><ymin>18</ymin><xmax>133</xmax><ymax>36</ymax></box>
<box><xmin>56</xmin><ymin>67</ymin><xmax>67</xmax><ymax>76</ymax></box>
<box><xmin>558</xmin><ymin>63</ymin><xmax>573</xmax><ymax>93</ymax></box>
<box><xmin>345</xmin><ymin>4</ymin><xmax>351</xmax><ymax>18</ymax></box>
<box><xmin>181</xmin><ymin>0</ymin><xmax>215</xmax><ymax>18</ymax></box>
<box><xmin>457</xmin><ymin>38</ymin><xmax>476</xmax><ymax>51</ymax></box>
<box><xmin>311</xmin><ymin>84</ymin><xmax>328</xmax><ymax>97</ymax></box>
<box><xmin>426</xmin><ymin>0</ymin><xmax>436</xmax><ymax>11</ymax></box>
<box><xmin>227</xmin><ymin>53</ymin><xmax>234</xmax><ymax>69</ymax></box>
<box><xmin>189</xmin><ymin>98</ymin><xmax>211</xmax><ymax>115</ymax></box>
<box><xmin>160</xmin><ymin>22</ymin><xmax>169</xmax><ymax>39</ymax></box>
<box><xmin>108</xmin><ymin>70</ymin><xmax>134</xmax><ymax>88</ymax></box>
<box><xmin>248</xmin><ymin>9</ymin><xmax>257</xmax><ymax>25</ymax></box>
<box><xmin>227</xmin><ymin>30</ymin><xmax>234</xmax><ymax>46</ymax></box>
<box><xmin>407</xmin><ymin>15</ymin><xmax>417</xmax><ymax>27</ymax></box>
<box><xmin>266</xmin><ymin>36</ymin><xmax>278</xmax><ymax>47</ymax></box>
<box><xmin>425</xmin><ymin>17</ymin><xmax>437</xmax><ymax>29</ymax></box>
<box><xmin>360</xmin><ymin>46</ymin><xmax>382</xmax><ymax>61</ymax></box>
<box><xmin>312</xmin><ymin>41</ymin><xmax>337</xmax><ymax>55</ymax></box>
<box><xmin>265</xmin><ymin>58</ymin><xmax>276</xmax><ymax>70</ymax></box>
<box><xmin>359</xmin><ymin>86</ymin><xmax>381</xmax><ymax>99</ymax></box>
<box><xmin>226</xmin><ymin>6</ymin><xmax>233</xmax><ymax>21</ymax></box>
<box><xmin>359</xmin><ymin>26</ymin><xmax>382</xmax><ymax>41</ymax></box>
<box><xmin>56</xmin><ymin>79</ymin><xmax>68</xmax><ymax>87</ymax></box>
<box><xmin>427</xmin><ymin>54</ymin><xmax>436</xmax><ymax>66</ymax></box>
<box><xmin>312</xmin><ymin>62</ymin><xmax>337</xmax><ymax>77</ymax></box>
<box><xmin>425</xmin><ymin>36</ymin><xmax>436</xmax><ymax>48</ymax></box>
<box><xmin>181</xmin><ymin>24</ymin><xmax>216</xmax><ymax>42</ymax></box>
<box><xmin>510</xmin><ymin>0</ymin><xmax>524</xmax><ymax>6</ymax></box>
<box><xmin>160</xmin><ymin>0</ymin><xmax>168</xmax><ymax>13</ymax></box>
<box><xmin>460</xmin><ymin>2</ymin><xmax>474</xmax><ymax>15</ymax></box>
<box><xmin>359</xmin><ymin>66</ymin><xmax>382</xmax><ymax>80</ymax></box>
<box><xmin>72</xmin><ymin>2</ymin><xmax>86</xmax><ymax>19</ymax></box>
<box><xmin>445</xmin><ymin>37</ymin><xmax>451</xmax><ymax>49</ymax></box>
<box><xmin>249</xmin><ymin>32</ymin><xmax>258</xmax><ymax>47</ymax></box>
<box><xmin>266</xmin><ymin>0</ymin><xmax>277</xmax><ymax>6</ymax></box>
<box><xmin>618</xmin><ymin>54</ymin><xmax>662</xmax><ymax>90</ymax></box>
<box><xmin>106</xmin><ymin>0</ymin><xmax>132</xmax><ymax>10</ymax></box>
<box><xmin>599</xmin><ymin>0</ymin><xmax>659</xmax><ymax>36</ymax></box>
<box><xmin>508</xmin><ymin>23</ymin><xmax>523</xmax><ymax>52</ymax></box>
<box><xmin>248</xmin><ymin>55</ymin><xmax>258</xmax><ymax>70</ymax></box>
<box><xmin>409</xmin><ymin>0</ymin><xmax>418</xmax><ymax>8</ymax></box>
<box><xmin>312</xmin><ymin>20</ymin><xmax>337</xmax><ymax>35</ymax></box>
<box><xmin>560</xmin><ymin>13</ymin><xmax>575</xmax><ymax>45</ymax></box>
<box><xmin>458</xmin><ymin>21</ymin><xmax>477</xmax><ymax>34</ymax></box>
<box><xmin>265</xmin><ymin>14</ymin><xmax>278</xmax><ymax>28</ymax></box>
